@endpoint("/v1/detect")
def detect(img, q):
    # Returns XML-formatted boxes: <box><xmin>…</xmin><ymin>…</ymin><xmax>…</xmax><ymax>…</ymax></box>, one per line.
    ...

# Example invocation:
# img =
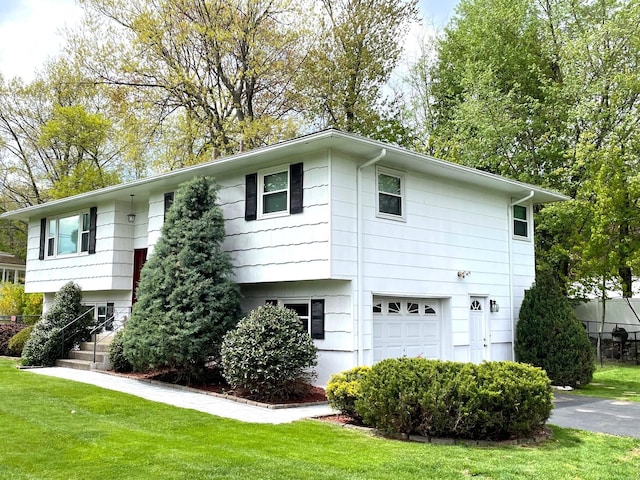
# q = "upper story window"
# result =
<box><xmin>260</xmin><ymin>167</ymin><xmax>289</xmax><ymax>216</ymax></box>
<box><xmin>245</xmin><ymin>163</ymin><xmax>303</xmax><ymax>221</ymax></box>
<box><xmin>513</xmin><ymin>204</ymin><xmax>529</xmax><ymax>239</ymax></box>
<box><xmin>40</xmin><ymin>207</ymin><xmax>97</xmax><ymax>260</ymax></box>
<box><xmin>377</xmin><ymin>167</ymin><xmax>405</xmax><ymax>220</ymax></box>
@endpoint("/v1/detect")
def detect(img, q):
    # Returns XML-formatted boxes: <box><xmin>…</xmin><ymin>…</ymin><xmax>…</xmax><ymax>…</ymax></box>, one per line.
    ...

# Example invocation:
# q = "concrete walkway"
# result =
<box><xmin>550</xmin><ymin>392</ymin><xmax>640</xmax><ymax>439</ymax></box>
<box><xmin>24</xmin><ymin>367</ymin><xmax>640</xmax><ymax>438</ymax></box>
<box><xmin>26</xmin><ymin>367</ymin><xmax>334</xmax><ymax>424</ymax></box>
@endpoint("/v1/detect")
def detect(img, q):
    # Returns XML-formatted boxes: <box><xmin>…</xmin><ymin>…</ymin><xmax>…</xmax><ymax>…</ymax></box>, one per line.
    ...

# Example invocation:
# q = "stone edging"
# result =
<box><xmin>99</xmin><ymin>370</ymin><xmax>329</xmax><ymax>410</ymax></box>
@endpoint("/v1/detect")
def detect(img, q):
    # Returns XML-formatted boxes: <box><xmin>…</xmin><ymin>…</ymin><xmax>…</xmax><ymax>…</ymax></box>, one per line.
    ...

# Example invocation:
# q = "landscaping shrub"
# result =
<box><xmin>124</xmin><ymin>177</ymin><xmax>241</xmax><ymax>375</ymax></box>
<box><xmin>221</xmin><ymin>304</ymin><xmax>317</xmax><ymax>401</ymax></box>
<box><xmin>515</xmin><ymin>274</ymin><xmax>595</xmax><ymax>387</ymax></box>
<box><xmin>355</xmin><ymin>358</ymin><xmax>553</xmax><ymax>441</ymax></box>
<box><xmin>109</xmin><ymin>329</ymin><xmax>132</xmax><ymax>373</ymax></box>
<box><xmin>22</xmin><ymin>282</ymin><xmax>90</xmax><ymax>366</ymax></box>
<box><xmin>326</xmin><ymin>366</ymin><xmax>370</xmax><ymax>420</ymax></box>
<box><xmin>8</xmin><ymin>325</ymin><xmax>32</xmax><ymax>357</ymax></box>
<box><xmin>0</xmin><ymin>323</ymin><xmax>24</xmax><ymax>355</ymax></box>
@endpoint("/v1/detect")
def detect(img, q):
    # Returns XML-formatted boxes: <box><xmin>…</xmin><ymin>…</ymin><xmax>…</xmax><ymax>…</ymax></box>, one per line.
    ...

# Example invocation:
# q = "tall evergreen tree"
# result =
<box><xmin>123</xmin><ymin>176</ymin><xmax>241</xmax><ymax>376</ymax></box>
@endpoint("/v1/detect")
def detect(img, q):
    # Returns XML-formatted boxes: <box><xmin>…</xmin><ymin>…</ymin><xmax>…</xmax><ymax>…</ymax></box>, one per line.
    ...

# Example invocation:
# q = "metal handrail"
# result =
<box><xmin>59</xmin><ymin>306</ymin><xmax>96</xmax><ymax>358</ymax></box>
<box><xmin>89</xmin><ymin>307</ymin><xmax>131</xmax><ymax>363</ymax></box>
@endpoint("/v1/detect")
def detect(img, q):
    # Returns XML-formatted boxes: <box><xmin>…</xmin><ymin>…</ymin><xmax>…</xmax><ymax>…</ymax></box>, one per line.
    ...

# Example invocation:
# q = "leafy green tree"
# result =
<box><xmin>515</xmin><ymin>275</ymin><xmax>594</xmax><ymax>387</ymax></box>
<box><xmin>411</xmin><ymin>0</ymin><xmax>640</xmax><ymax>295</ymax></box>
<box><xmin>22</xmin><ymin>282</ymin><xmax>89</xmax><ymax>366</ymax></box>
<box><xmin>301</xmin><ymin>0</ymin><xmax>418</xmax><ymax>138</ymax></box>
<box><xmin>0</xmin><ymin>283</ymin><xmax>42</xmax><ymax>319</ymax></box>
<box><xmin>124</xmin><ymin>176</ymin><xmax>241</xmax><ymax>377</ymax></box>
<box><xmin>74</xmin><ymin>0</ymin><xmax>305</xmax><ymax>161</ymax></box>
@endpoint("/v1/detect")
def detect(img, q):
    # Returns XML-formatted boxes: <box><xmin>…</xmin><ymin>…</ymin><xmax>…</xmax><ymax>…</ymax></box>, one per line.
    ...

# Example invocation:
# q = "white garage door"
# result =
<box><xmin>372</xmin><ymin>297</ymin><xmax>441</xmax><ymax>362</ymax></box>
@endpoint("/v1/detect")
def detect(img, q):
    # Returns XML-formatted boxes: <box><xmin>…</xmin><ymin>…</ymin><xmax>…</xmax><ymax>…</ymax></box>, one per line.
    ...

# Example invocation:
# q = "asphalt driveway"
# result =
<box><xmin>551</xmin><ymin>392</ymin><xmax>640</xmax><ymax>438</ymax></box>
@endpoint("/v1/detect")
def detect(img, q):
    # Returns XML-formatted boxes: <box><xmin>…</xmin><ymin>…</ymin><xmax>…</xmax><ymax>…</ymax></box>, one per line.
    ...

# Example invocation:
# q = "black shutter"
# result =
<box><xmin>310</xmin><ymin>299</ymin><xmax>325</xmax><ymax>340</ymax></box>
<box><xmin>245</xmin><ymin>173</ymin><xmax>258</xmax><ymax>221</ymax></box>
<box><xmin>39</xmin><ymin>218</ymin><xmax>46</xmax><ymax>260</ymax></box>
<box><xmin>106</xmin><ymin>302</ymin><xmax>114</xmax><ymax>331</ymax></box>
<box><xmin>88</xmin><ymin>207</ymin><xmax>97</xmax><ymax>255</ymax></box>
<box><xmin>164</xmin><ymin>192</ymin><xmax>174</xmax><ymax>220</ymax></box>
<box><xmin>289</xmin><ymin>162</ymin><xmax>303</xmax><ymax>214</ymax></box>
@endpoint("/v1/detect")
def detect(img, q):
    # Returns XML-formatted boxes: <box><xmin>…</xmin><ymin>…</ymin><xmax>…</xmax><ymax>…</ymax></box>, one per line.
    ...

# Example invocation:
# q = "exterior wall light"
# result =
<box><xmin>490</xmin><ymin>299</ymin><xmax>499</xmax><ymax>312</ymax></box>
<box><xmin>128</xmin><ymin>194</ymin><xmax>136</xmax><ymax>223</ymax></box>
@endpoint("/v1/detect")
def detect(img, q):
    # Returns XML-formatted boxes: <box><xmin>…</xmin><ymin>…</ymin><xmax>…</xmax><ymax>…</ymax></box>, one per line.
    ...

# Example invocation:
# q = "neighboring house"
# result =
<box><xmin>0</xmin><ymin>251</ymin><xmax>26</xmax><ymax>284</ymax></box>
<box><xmin>0</xmin><ymin>129</ymin><xmax>567</xmax><ymax>384</ymax></box>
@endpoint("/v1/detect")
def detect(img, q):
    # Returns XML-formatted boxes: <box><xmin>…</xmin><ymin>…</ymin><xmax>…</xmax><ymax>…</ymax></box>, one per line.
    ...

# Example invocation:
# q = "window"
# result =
<box><xmin>513</xmin><ymin>204</ymin><xmax>529</xmax><ymax>238</ymax></box>
<box><xmin>407</xmin><ymin>302</ymin><xmax>419</xmax><ymax>314</ymax></box>
<box><xmin>245</xmin><ymin>163</ymin><xmax>303</xmax><ymax>220</ymax></box>
<box><xmin>44</xmin><ymin>210</ymin><xmax>96</xmax><ymax>257</ymax></box>
<box><xmin>377</xmin><ymin>167</ymin><xmax>404</xmax><ymax>219</ymax></box>
<box><xmin>261</xmin><ymin>168</ymin><xmax>289</xmax><ymax>215</ymax></box>
<box><xmin>275</xmin><ymin>298</ymin><xmax>325</xmax><ymax>340</ymax></box>
<box><xmin>164</xmin><ymin>192</ymin><xmax>174</xmax><ymax>221</ymax></box>
<box><xmin>388</xmin><ymin>302</ymin><xmax>401</xmax><ymax>314</ymax></box>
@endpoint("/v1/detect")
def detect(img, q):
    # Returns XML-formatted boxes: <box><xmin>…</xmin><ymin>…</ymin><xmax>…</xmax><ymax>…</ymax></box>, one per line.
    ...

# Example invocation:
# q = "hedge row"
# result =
<box><xmin>328</xmin><ymin>358</ymin><xmax>553</xmax><ymax>441</ymax></box>
<box><xmin>0</xmin><ymin>323</ymin><xmax>28</xmax><ymax>356</ymax></box>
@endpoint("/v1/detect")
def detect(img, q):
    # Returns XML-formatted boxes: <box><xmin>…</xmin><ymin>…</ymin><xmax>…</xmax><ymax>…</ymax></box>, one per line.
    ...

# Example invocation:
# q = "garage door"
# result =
<box><xmin>372</xmin><ymin>297</ymin><xmax>441</xmax><ymax>362</ymax></box>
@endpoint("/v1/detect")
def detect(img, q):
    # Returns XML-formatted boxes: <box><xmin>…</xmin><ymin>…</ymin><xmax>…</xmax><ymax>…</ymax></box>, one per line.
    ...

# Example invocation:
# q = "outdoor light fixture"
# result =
<box><xmin>127</xmin><ymin>194</ymin><xmax>136</xmax><ymax>223</ymax></box>
<box><xmin>457</xmin><ymin>270</ymin><xmax>471</xmax><ymax>279</ymax></box>
<box><xmin>490</xmin><ymin>300</ymin><xmax>499</xmax><ymax>312</ymax></box>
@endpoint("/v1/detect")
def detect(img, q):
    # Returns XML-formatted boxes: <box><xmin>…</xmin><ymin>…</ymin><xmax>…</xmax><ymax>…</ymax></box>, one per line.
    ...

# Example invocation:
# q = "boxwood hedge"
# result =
<box><xmin>354</xmin><ymin>358</ymin><xmax>553</xmax><ymax>441</ymax></box>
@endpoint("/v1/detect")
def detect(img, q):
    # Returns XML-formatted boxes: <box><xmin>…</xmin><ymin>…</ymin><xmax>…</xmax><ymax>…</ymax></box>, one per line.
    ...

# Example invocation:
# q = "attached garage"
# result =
<box><xmin>372</xmin><ymin>296</ymin><xmax>442</xmax><ymax>362</ymax></box>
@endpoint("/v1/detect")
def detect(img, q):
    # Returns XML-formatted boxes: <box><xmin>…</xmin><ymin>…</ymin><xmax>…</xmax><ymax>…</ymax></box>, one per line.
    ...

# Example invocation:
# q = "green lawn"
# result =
<box><xmin>1</xmin><ymin>359</ymin><xmax>639</xmax><ymax>480</ymax></box>
<box><xmin>569</xmin><ymin>363</ymin><xmax>640</xmax><ymax>402</ymax></box>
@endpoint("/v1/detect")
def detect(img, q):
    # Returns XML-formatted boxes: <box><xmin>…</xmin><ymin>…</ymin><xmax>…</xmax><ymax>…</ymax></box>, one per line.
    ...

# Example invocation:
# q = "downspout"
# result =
<box><xmin>508</xmin><ymin>190</ymin><xmax>535</xmax><ymax>359</ymax></box>
<box><xmin>357</xmin><ymin>148</ymin><xmax>386</xmax><ymax>365</ymax></box>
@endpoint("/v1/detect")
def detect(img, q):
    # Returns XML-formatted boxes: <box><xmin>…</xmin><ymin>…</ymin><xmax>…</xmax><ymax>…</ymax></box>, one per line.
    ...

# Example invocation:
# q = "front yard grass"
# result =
<box><xmin>569</xmin><ymin>363</ymin><xmax>640</xmax><ymax>402</ymax></box>
<box><xmin>1</xmin><ymin>359</ymin><xmax>639</xmax><ymax>479</ymax></box>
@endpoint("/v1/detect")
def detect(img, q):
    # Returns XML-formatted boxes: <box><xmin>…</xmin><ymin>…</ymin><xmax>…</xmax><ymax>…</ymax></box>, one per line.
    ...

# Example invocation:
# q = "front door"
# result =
<box><xmin>132</xmin><ymin>248</ymin><xmax>148</xmax><ymax>304</ymax></box>
<box><xmin>469</xmin><ymin>297</ymin><xmax>487</xmax><ymax>363</ymax></box>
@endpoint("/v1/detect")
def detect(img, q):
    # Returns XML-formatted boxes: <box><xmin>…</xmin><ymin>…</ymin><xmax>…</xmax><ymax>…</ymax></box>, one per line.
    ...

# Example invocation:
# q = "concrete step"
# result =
<box><xmin>55</xmin><ymin>358</ymin><xmax>93</xmax><ymax>371</ymax></box>
<box><xmin>80</xmin><ymin>341</ymin><xmax>112</xmax><ymax>353</ymax></box>
<box><xmin>68</xmin><ymin>350</ymin><xmax>106</xmax><ymax>363</ymax></box>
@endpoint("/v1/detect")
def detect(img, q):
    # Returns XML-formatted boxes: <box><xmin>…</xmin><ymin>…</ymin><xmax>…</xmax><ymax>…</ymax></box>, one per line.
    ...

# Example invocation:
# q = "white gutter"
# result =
<box><xmin>508</xmin><ymin>190</ymin><xmax>535</xmax><ymax>358</ymax></box>
<box><xmin>356</xmin><ymin>148</ymin><xmax>386</xmax><ymax>365</ymax></box>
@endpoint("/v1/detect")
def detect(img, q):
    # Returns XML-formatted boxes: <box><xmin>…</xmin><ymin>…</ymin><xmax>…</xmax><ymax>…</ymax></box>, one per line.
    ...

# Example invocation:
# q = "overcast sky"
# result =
<box><xmin>0</xmin><ymin>0</ymin><xmax>459</xmax><ymax>82</ymax></box>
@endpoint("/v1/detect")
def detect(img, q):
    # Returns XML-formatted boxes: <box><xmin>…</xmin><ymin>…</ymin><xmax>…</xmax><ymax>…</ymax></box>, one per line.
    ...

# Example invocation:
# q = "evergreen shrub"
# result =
<box><xmin>22</xmin><ymin>282</ymin><xmax>89</xmax><ymax>366</ymax></box>
<box><xmin>8</xmin><ymin>326</ymin><xmax>32</xmax><ymax>357</ymax></box>
<box><xmin>221</xmin><ymin>304</ymin><xmax>318</xmax><ymax>401</ymax></box>
<box><xmin>515</xmin><ymin>275</ymin><xmax>595</xmax><ymax>387</ymax></box>
<box><xmin>326</xmin><ymin>366</ymin><xmax>370</xmax><ymax>420</ymax></box>
<box><xmin>0</xmin><ymin>323</ymin><xmax>24</xmax><ymax>355</ymax></box>
<box><xmin>355</xmin><ymin>358</ymin><xmax>553</xmax><ymax>441</ymax></box>
<box><xmin>124</xmin><ymin>177</ymin><xmax>241</xmax><ymax>375</ymax></box>
<box><xmin>109</xmin><ymin>329</ymin><xmax>132</xmax><ymax>373</ymax></box>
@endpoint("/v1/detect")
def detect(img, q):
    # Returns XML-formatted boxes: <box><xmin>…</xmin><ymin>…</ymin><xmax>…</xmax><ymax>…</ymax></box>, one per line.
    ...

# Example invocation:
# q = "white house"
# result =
<box><xmin>0</xmin><ymin>129</ymin><xmax>567</xmax><ymax>384</ymax></box>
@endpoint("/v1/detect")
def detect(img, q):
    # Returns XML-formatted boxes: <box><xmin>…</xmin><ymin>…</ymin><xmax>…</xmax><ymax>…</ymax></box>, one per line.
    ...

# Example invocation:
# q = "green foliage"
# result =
<box><xmin>21</xmin><ymin>282</ymin><xmax>89</xmax><ymax>366</ymax></box>
<box><xmin>221</xmin><ymin>304</ymin><xmax>318</xmax><ymax>401</ymax></box>
<box><xmin>0</xmin><ymin>283</ymin><xmax>43</xmax><ymax>319</ymax></box>
<box><xmin>109</xmin><ymin>329</ymin><xmax>132</xmax><ymax>373</ymax></box>
<box><xmin>0</xmin><ymin>282</ymin><xmax>24</xmax><ymax>315</ymax></box>
<box><xmin>7</xmin><ymin>325</ymin><xmax>32</xmax><ymax>356</ymax></box>
<box><xmin>515</xmin><ymin>275</ymin><xmax>595</xmax><ymax>387</ymax></box>
<box><xmin>356</xmin><ymin>358</ymin><xmax>553</xmax><ymax>441</ymax></box>
<box><xmin>326</xmin><ymin>366</ymin><xmax>370</xmax><ymax>420</ymax></box>
<box><xmin>0</xmin><ymin>323</ymin><xmax>24</xmax><ymax>356</ymax></box>
<box><xmin>124</xmin><ymin>177</ymin><xmax>241</xmax><ymax>375</ymax></box>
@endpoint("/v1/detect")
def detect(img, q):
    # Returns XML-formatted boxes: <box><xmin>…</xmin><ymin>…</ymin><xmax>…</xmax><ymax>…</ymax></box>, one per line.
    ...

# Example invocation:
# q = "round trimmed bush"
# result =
<box><xmin>221</xmin><ymin>304</ymin><xmax>317</xmax><ymax>401</ymax></box>
<box><xmin>515</xmin><ymin>274</ymin><xmax>594</xmax><ymax>387</ymax></box>
<box><xmin>326</xmin><ymin>366</ymin><xmax>370</xmax><ymax>420</ymax></box>
<box><xmin>109</xmin><ymin>329</ymin><xmax>133</xmax><ymax>373</ymax></box>
<box><xmin>8</xmin><ymin>325</ymin><xmax>33</xmax><ymax>357</ymax></box>
<box><xmin>355</xmin><ymin>358</ymin><xmax>553</xmax><ymax>441</ymax></box>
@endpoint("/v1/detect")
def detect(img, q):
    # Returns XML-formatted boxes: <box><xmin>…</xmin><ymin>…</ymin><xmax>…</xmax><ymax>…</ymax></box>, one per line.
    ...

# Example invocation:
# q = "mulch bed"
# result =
<box><xmin>110</xmin><ymin>368</ymin><xmax>327</xmax><ymax>405</ymax></box>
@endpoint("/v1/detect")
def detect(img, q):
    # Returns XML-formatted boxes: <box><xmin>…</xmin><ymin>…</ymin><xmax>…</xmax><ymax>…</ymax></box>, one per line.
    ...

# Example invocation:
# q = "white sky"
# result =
<box><xmin>0</xmin><ymin>0</ymin><xmax>459</xmax><ymax>82</ymax></box>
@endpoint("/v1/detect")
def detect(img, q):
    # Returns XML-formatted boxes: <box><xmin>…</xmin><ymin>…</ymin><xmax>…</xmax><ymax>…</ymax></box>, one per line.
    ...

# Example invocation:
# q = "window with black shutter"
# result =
<box><xmin>245</xmin><ymin>163</ymin><xmax>303</xmax><ymax>221</ymax></box>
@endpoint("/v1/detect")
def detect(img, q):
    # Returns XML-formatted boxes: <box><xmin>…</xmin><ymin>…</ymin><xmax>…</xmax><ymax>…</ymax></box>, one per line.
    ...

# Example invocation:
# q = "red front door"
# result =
<box><xmin>132</xmin><ymin>248</ymin><xmax>148</xmax><ymax>304</ymax></box>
